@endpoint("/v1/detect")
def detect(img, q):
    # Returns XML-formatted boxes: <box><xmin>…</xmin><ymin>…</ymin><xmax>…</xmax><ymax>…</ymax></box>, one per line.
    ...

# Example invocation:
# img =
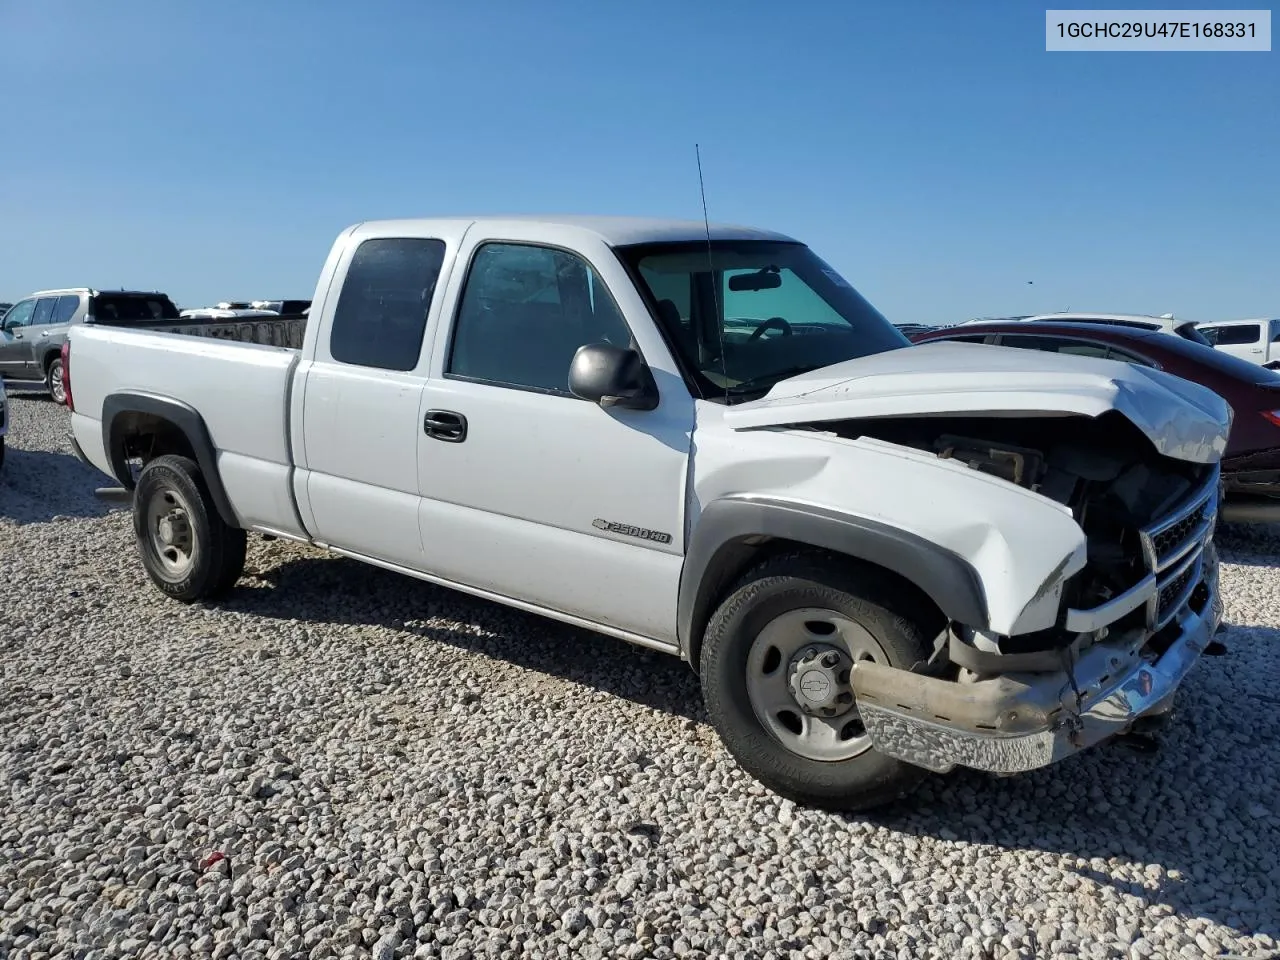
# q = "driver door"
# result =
<box><xmin>414</xmin><ymin>232</ymin><xmax>695</xmax><ymax>642</ymax></box>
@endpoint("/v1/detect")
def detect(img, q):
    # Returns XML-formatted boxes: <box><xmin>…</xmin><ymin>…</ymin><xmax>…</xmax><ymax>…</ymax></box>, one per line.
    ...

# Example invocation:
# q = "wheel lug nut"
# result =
<box><xmin>821</xmin><ymin>652</ymin><xmax>839</xmax><ymax>668</ymax></box>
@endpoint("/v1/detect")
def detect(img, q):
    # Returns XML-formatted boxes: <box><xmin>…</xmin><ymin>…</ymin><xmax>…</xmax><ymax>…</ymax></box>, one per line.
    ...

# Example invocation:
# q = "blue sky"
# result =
<box><xmin>1</xmin><ymin>0</ymin><xmax>1276</xmax><ymax>324</ymax></box>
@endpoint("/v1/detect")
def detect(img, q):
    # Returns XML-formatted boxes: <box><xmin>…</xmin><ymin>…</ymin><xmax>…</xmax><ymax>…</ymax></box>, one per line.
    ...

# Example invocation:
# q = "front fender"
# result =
<box><xmin>682</xmin><ymin>427</ymin><xmax>1089</xmax><ymax>661</ymax></box>
<box><xmin>677</xmin><ymin>495</ymin><xmax>989</xmax><ymax>659</ymax></box>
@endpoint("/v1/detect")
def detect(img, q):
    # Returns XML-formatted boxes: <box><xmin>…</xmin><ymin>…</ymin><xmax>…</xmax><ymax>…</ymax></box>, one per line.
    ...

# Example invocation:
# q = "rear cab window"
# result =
<box><xmin>329</xmin><ymin>238</ymin><xmax>447</xmax><ymax>370</ymax></box>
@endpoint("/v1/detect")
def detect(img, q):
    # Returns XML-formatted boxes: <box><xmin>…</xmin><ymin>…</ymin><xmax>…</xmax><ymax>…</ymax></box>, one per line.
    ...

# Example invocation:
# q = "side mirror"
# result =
<box><xmin>569</xmin><ymin>343</ymin><xmax>658</xmax><ymax>411</ymax></box>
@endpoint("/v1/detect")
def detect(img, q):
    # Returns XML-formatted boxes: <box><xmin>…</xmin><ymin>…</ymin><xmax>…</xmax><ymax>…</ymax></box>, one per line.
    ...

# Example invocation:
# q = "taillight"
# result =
<box><xmin>61</xmin><ymin>340</ymin><xmax>74</xmax><ymax>411</ymax></box>
<box><xmin>1263</xmin><ymin>410</ymin><xmax>1280</xmax><ymax>428</ymax></box>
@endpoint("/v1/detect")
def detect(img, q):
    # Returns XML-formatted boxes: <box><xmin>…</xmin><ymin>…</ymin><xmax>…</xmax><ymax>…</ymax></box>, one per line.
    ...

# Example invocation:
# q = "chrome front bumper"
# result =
<box><xmin>851</xmin><ymin>541</ymin><xmax>1221</xmax><ymax>775</ymax></box>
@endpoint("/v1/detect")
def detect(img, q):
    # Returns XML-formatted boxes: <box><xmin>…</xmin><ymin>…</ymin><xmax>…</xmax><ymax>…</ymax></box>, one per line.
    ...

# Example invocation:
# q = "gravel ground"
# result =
<box><xmin>2</xmin><ymin>390</ymin><xmax>1279</xmax><ymax>960</ymax></box>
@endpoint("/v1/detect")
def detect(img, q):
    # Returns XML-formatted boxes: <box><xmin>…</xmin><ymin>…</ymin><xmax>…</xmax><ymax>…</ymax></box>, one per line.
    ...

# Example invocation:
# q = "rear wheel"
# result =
<box><xmin>700</xmin><ymin>553</ymin><xmax>939</xmax><ymax>811</ymax></box>
<box><xmin>46</xmin><ymin>357</ymin><xmax>65</xmax><ymax>405</ymax></box>
<box><xmin>133</xmin><ymin>455</ymin><xmax>246</xmax><ymax>601</ymax></box>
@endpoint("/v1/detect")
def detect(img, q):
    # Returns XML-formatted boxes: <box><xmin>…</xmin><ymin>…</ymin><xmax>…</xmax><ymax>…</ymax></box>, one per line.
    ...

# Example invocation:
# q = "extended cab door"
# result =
<box><xmin>415</xmin><ymin>226</ymin><xmax>695</xmax><ymax>644</ymax></box>
<box><xmin>293</xmin><ymin>227</ymin><xmax>461</xmax><ymax>569</ymax></box>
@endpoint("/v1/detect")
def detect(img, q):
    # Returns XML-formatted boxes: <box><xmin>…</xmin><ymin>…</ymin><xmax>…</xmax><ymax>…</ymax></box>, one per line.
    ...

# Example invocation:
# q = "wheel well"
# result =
<box><xmin>43</xmin><ymin>350</ymin><xmax>61</xmax><ymax>373</ymax></box>
<box><xmin>686</xmin><ymin>536</ymin><xmax>946</xmax><ymax>673</ymax></box>
<box><xmin>109</xmin><ymin>412</ymin><xmax>198</xmax><ymax>489</ymax></box>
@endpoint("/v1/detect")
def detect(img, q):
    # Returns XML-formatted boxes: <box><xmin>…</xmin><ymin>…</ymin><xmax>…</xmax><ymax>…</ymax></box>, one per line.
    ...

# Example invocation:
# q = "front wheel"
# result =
<box><xmin>700</xmin><ymin>553</ymin><xmax>940</xmax><ymax>811</ymax></box>
<box><xmin>47</xmin><ymin>357</ymin><xmax>66</xmax><ymax>405</ymax></box>
<box><xmin>133</xmin><ymin>455</ymin><xmax>246</xmax><ymax>602</ymax></box>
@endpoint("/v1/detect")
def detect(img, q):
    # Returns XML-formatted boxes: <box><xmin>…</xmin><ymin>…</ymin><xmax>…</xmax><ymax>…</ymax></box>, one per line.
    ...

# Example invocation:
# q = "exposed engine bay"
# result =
<box><xmin>822</xmin><ymin>411</ymin><xmax>1216</xmax><ymax>656</ymax></box>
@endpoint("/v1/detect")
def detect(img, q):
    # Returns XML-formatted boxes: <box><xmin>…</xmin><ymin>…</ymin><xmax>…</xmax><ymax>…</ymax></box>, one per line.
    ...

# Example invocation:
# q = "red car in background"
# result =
<box><xmin>911</xmin><ymin>321</ymin><xmax>1280</xmax><ymax>523</ymax></box>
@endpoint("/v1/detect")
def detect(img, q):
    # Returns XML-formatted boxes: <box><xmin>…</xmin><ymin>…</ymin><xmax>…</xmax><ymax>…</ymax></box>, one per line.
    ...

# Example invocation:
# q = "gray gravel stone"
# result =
<box><xmin>1</xmin><ymin>393</ymin><xmax>1278</xmax><ymax>958</ymax></box>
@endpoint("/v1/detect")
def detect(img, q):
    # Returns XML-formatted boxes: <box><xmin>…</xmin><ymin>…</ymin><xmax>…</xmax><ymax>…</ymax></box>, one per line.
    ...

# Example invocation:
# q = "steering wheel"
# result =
<box><xmin>747</xmin><ymin>316</ymin><xmax>793</xmax><ymax>341</ymax></box>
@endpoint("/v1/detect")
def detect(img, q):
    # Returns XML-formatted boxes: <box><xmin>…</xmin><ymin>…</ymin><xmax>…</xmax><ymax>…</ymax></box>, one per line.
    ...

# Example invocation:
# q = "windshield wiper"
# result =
<box><xmin>724</xmin><ymin>365</ymin><xmax>819</xmax><ymax>396</ymax></box>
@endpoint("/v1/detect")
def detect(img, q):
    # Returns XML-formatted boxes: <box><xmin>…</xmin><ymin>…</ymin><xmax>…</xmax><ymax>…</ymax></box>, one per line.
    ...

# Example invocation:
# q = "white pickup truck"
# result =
<box><xmin>65</xmin><ymin>216</ymin><xmax>1230</xmax><ymax>810</ymax></box>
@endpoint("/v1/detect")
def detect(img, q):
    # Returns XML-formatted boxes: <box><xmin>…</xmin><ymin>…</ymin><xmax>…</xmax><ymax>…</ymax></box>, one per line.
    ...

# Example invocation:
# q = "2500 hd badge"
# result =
<box><xmin>592</xmin><ymin>518</ymin><xmax>673</xmax><ymax>544</ymax></box>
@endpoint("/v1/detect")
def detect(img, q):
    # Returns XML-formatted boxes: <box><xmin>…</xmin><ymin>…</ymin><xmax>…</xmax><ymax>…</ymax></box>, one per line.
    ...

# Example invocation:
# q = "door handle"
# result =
<box><xmin>423</xmin><ymin>409</ymin><xmax>467</xmax><ymax>442</ymax></box>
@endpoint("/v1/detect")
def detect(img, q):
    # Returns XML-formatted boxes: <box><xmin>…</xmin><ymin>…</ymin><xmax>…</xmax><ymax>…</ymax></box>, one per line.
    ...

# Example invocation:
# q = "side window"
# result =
<box><xmin>1054</xmin><ymin>341</ymin><xmax>1110</xmax><ymax>359</ymax></box>
<box><xmin>1272</xmin><ymin>320</ymin><xmax>1280</xmax><ymax>343</ymax></box>
<box><xmin>51</xmin><ymin>294</ymin><xmax>81</xmax><ymax>325</ymax></box>
<box><xmin>937</xmin><ymin>334</ymin><xmax>989</xmax><ymax>344</ymax></box>
<box><xmin>997</xmin><ymin>334</ymin><xmax>1114</xmax><ymax>359</ymax></box>
<box><xmin>329</xmin><ymin>238</ymin><xmax>446</xmax><ymax>371</ymax></box>
<box><xmin>1105</xmin><ymin>346</ymin><xmax>1155</xmax><ymax>367</ymax></box>
<box><xmin>31</xmin><ymin>297</ymin><xmax>57</xmax><ymax>326</ymax></box>
<box><xmin>1198</xmin><ymin>326</ymin><xmax>1219</xmax><ymax>345</ymax></box>
<box><xmin>993</xmin><ymin>334</ymin><xmax>1058</xmax><ymax>352</ymax></box>
<box><xmin>2</xmin><ymin>299</ymin><xmax>36</xmax><ymax>330</ymax></box>
<box><xmin>1215</xmin><ymin>324</ymin><xmax>1262</xmax><ymax>346</ymax></box>
<box><xmin>447</xmin><ymin>242</ymin><xmax>633</xmax><ymax>394</ymax></box>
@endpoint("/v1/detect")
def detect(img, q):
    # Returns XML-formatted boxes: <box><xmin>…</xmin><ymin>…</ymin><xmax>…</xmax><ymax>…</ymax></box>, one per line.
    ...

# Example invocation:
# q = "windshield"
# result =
<box><xmin>616</xmin><ymin>240</ymin><xmax>908</xmax><ymax>401</ymax></box>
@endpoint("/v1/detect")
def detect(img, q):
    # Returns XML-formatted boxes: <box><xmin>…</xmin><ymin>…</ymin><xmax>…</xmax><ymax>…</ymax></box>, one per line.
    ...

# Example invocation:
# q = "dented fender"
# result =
<box><xmin>683</xmin><ymin>412</ymin><xmax>1089</xmax><ymax>654</ymax></box>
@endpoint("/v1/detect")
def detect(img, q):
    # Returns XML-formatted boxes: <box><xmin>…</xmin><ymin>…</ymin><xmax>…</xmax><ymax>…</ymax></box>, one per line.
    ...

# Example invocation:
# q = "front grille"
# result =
<box><xmin>1149</xmin><ymin>500</ymin><xmax>1209</xmax><ymax>565</ymax></box>
<box><xmin>1139</xmin><ymin>467</ymin><xmax>1219</xmax><ymax>630</ymax></box>
<box><xmin>1156</xmin><ymin>555</ymin><xmax>1200</xmax><ymax>626</ymax></box>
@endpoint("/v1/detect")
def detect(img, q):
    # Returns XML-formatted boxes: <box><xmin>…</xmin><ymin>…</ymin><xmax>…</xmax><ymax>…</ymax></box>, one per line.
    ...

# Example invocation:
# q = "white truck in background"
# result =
<box><xmin>1197</xmin><ymin>317</ymin><xmax>1280</xmax><ymax>369</ymax></box>
<box><xmin>65</xmin><ymin>215</ymin><xmax>1229</xmax><ymax>810</ymax></box>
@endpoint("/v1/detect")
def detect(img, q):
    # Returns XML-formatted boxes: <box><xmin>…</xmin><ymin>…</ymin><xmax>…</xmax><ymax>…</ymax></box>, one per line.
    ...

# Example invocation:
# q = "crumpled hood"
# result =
<box><xmin>723</xmin><ymin>341</ymin><xmax>1231</xmax><ymax>463</ymax></box>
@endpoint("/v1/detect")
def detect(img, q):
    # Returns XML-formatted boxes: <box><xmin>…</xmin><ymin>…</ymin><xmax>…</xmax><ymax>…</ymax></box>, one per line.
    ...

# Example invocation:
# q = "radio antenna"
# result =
<box><xmin>695</xmin><ymin>143</ymin><xmax>729</xmax><ymax>402</ymax></box>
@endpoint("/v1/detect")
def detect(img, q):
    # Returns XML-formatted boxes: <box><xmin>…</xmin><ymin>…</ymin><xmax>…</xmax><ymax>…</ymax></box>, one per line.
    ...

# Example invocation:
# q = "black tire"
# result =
<box><xmin>46</xmin><ymin>356</ymin><xmax>66</xmax><ymax>405</ymax></box>
<box><xmin>0</xmin><ymin>435</ymin><xmax>5</xmax><ymax>473</ymax></box>
<box><xmin>133</xmin><ymin>454</ymin><xmax>246</xmax><ymax>602</ymax></box>
<box><xmin>700</xmin><ymin>552</ymin><xmax>940</xmax><ymax>811</ymax></box>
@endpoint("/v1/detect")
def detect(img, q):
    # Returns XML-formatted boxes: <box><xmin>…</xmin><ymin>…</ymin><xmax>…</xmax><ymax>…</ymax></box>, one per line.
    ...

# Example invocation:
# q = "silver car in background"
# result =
<box><xmin>0</xmin><ymin>289</ymin><xmax>180</xmax><ymax>404</ymax></box>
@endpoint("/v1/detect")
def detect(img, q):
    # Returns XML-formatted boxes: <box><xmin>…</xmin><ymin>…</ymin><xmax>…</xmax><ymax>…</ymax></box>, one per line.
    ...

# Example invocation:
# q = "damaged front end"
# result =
<box><xmin>832</xmin><ymin>412</ymin><xmax>1225</xmax><ymax>775</ymax></box>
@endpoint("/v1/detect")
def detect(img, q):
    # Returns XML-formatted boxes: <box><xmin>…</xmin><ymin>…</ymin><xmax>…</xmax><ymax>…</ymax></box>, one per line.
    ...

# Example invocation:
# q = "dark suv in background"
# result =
<box><xmin>0</xmin><ymin>289</ymin><xmax>180</xmax><ymax>403</ymax></box>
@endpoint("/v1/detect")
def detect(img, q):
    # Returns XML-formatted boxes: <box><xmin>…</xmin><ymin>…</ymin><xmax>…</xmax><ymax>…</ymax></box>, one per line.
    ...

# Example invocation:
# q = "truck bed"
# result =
<box><xmin>68</xmin><ymin>323</ymin><xmax>305</xmax><ymax>536</ymax></box>
<box><xmin>95</xmin><ymin>313</ymin><xmax>307</xmax><ymax>350</ymax></box>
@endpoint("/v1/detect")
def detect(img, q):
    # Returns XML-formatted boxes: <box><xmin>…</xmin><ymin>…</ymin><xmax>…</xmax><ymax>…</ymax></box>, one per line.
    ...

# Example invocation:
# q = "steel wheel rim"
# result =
<box><xmin>145</xmin><ymin>484</ymin><xmax>197</xmax><ymax>581</ymax></box>
<box><xmin>49</xmin><ymin>361</ymin><xmax>65</xmax><ymax>404</ymax></box>
<box><xmin>745</xmin><ymin>607</ymin><xmax>888</xmax><ymax>762</ymax></box>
